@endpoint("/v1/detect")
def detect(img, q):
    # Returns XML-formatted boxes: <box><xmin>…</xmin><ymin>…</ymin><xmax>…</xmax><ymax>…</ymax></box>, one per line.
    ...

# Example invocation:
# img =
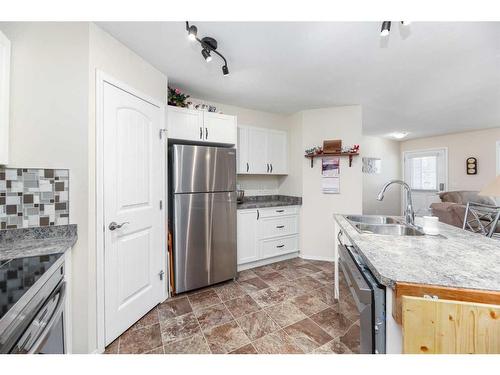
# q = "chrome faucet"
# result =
<box><xmin>377</xmin><ymin>179</ymin><xmax>415</xmax><ymax>226</ymax></box>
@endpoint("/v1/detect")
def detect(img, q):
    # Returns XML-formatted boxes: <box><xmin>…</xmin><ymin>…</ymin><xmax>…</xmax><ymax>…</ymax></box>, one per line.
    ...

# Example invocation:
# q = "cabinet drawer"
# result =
<box><xmin>260</xmin><ymin>235</ymin><xmax>299</xmax><ymax>259</ymax></box>
<box><xmin>258</xmin><ymin>206</ymin><xmax>299</xmax><ymax>218</ymax></box>
<box><xmin>258</xmin><ymin>215</ymin><xmax>298</xmax><ymax>239</ymax></box>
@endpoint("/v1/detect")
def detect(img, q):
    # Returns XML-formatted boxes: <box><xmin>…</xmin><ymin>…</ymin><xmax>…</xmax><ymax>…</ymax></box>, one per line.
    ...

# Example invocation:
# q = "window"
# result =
<box><xmin>409</xmin><ymin>155</ymin><xmax>437</xmax><ymax>190</ymax></box>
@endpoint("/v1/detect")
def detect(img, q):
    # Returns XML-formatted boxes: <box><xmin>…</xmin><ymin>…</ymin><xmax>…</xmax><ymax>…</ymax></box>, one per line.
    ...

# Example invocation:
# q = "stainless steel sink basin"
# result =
<box><xmin>352</xmin><ymin>222</ymin><xmax>425</xmax><ymax>236</ymax></box>
<box><xmin>346</xmin><ymin>215</ymin><xmax>400</xmax><ymax>225</ymax></box>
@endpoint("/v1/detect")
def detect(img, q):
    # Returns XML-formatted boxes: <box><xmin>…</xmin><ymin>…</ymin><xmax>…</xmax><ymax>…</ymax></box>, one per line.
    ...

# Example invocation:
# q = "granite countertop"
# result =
<box><xmin>0</xmin><ymin>225</ymin><xmax>77</xmax><ymax>261</ymax></box>
<box><xmin>334</xmin><ymin>214</ymin><xmax>500</xmax><ymax>292</ymax></box>
<box><xmin>237</xmin><ymin>195</ymin><xmax>302</xmax><ymax>209</ymax></box>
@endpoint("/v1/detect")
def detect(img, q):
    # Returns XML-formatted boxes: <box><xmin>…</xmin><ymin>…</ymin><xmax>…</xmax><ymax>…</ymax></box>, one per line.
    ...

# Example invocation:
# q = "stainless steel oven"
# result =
<box><xmin>0</xmin><ymin>255</ymin><xmax>66</xmax><ymax>354</ymax></box>
<box><xmin>338</xmin><ymin>230</ymin><xmax>386</xmax><ymax>354</ymax></box>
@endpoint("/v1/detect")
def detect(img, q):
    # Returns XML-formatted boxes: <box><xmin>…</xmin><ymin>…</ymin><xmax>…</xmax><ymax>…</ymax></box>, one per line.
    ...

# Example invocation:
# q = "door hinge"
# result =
<box><xmin>159</xmin><ymin>129</ymin><xmax>167</xmax><ymax>139</ymax></box>
<box><xmin>159</xmin><ymin>270</ymin><xmax>165</xmax><ymax>281</ymax></box>
<box><xmin>160</xmin><ymin>200</ymin><xmax>163</xmax><ymax>210</ymax></box>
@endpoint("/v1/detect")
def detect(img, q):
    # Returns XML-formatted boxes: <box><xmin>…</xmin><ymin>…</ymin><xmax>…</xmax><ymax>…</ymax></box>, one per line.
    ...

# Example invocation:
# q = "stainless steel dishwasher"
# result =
<box><xmin>338</xmin><ymin>230</ymin><xmax>386</xmax><ymax>354</ymax></box>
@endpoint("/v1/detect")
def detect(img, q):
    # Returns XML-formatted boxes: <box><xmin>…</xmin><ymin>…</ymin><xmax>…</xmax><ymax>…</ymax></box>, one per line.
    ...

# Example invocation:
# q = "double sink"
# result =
<box><xmin>345</xmin><ymin>215</ymin><xmax>426</xmax><ymax>236</ymax></box>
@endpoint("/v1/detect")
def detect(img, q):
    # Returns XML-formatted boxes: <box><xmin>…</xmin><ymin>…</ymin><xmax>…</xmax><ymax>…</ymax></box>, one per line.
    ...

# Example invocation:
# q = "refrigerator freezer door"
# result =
<box><xmin>172</xmin><ymin>144</ymin><xmax>236</xmax><ymax>194</ymax></box>
<box><xmin>173</xmin><ymin>191</ymin><xmax>237</xmax><ymax>293</ymax></box>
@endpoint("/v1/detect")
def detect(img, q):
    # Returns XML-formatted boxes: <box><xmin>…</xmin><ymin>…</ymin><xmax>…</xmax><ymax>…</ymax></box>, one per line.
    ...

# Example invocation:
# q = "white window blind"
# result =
<box><xmin>409</xmin><ymin>155</ymin><xmax>437</xmax><ymax>190</ymax></box>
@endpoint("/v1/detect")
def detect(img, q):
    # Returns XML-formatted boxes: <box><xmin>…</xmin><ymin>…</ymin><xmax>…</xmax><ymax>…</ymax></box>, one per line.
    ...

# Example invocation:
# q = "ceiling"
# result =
<box><xmin>97</xmin><ymin>22</ymin><xmax>500</xmax><ymax>139</ymax></box>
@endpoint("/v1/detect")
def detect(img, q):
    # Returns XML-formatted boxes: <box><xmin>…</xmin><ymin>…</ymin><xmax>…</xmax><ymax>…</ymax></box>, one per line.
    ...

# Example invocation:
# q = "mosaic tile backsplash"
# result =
<box><xmin>0</xmin><ymin>168</ymin><xmax>69</xmax><ymax>229</ymax></box>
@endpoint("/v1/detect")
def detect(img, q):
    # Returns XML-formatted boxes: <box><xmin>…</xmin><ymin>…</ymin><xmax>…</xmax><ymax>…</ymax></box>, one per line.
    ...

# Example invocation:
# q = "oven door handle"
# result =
<box><xmin>14</xmin><ymin>281</ymin><xmax>66</xmax><ymax>354</ymax></box>
<box><xmin>28</xmin><ymin>281</ymin><xmax>65</xmax><ymax>354</ymax></box>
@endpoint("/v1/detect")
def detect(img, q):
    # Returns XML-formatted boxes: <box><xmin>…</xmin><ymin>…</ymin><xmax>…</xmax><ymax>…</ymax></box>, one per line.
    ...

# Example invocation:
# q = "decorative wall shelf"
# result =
<box><xmin>304</xmin><ymin>152</ymin><xmax>359</xmax><ymax>168</ymax></box>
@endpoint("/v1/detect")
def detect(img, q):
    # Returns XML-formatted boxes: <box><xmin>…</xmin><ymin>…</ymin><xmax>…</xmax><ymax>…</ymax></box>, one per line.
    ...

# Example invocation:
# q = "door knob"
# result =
<box><xmin>109</xmin><ymin>221</ymin><xmax>129</xmax><ymax>231</ymax></box>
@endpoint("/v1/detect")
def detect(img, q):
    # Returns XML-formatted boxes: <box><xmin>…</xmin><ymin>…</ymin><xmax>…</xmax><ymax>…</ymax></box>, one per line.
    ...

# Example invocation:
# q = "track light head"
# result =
<box><xmin>380</xmin><ymin>21</ymin><xmax>391</xmax><ymax>37</ymax></box>
<box><xmin>201</xmin><ymin>49</ymin><xmax>212</xmax><ymax>62</ymax></box>
<box><xmin>222</xmin><ymin>65</ymin><xmax>229</xmax><ymax>76</ymax></box>
<box><xmin>188</xmin><ymin>25</ymin><xmax>198</xmax><ymax>41</ymax></box>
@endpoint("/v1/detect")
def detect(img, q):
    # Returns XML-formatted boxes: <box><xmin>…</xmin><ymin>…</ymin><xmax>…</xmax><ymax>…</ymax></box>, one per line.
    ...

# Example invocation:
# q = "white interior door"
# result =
<box><xmin>103</xmin><ymin>82</ymin><xmax>165</xmax><ymax>345</ymax></box>
<box><xmin>404</xmin><ymin>148</ymin><xmax>447</xmax><ymax>216</ymax></box>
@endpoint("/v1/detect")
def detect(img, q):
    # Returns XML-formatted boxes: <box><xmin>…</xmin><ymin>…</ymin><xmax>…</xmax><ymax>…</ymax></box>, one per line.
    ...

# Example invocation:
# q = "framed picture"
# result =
<box><xmin>362</xmin><ymin>157</ymin><xmax>381</xmax><ymax>174</ymax></box>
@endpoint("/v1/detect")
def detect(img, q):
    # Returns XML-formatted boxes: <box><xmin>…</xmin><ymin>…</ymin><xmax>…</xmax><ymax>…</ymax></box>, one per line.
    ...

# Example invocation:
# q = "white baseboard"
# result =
<box><xmin>299</xmin><ymin>254</ymin><xmax>335</xmax><ymax>262</ymax></box>
<box><xmin>237</xmin><ymin>252</ymin><xmax>299</xmax><ymax>271</ymax></box>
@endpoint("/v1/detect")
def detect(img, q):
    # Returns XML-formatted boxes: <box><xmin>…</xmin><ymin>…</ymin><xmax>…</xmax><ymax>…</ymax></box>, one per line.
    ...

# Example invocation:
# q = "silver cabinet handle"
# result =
<box><xmin>200</xmin><ymin>127</ymin><xmax>203</xmax><ymax>139</ymax></box>
<box><xmin>276</xmin><ymin>244</ymin><xmax>285</xmax><ymax>248</ymax></box>
<box><xmin>109</xmin><ymin>221</ymin><xmax>129</xmax><ymax>231</ymax></box>
<box><xmin>276</xmin><ymin>225</ymin><xmax>285</xmax><ymax>229</ymax></box>
<box><xmin>246</xmin><ymin>162</ymin><xmax>249</xmax><ymax>172</ymax></box>
<box><xmin>270</xmin><ymin>164</ymin><xmax>273</xmax><ymax>173</ymax></box>
<box><xmin>205</xmin><ymin>127</ymin><xmax>208</xmax><ymax>139</ymax></box>
<box><xmin>257</xmin><ymin>210</ymin><xmax>260</xmax><ymax>220</ymax></box>
<box><xmin>267</xmin><ymin>163</ymin><xmax>270</xmax><ymax>173</ymax></box>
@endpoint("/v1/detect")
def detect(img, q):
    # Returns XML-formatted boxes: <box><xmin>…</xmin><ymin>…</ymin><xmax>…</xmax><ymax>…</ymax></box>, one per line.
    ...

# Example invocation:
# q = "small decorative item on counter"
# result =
<box><xmin>208</xmin><ymin>105</ymin><xmax>217</xmax><ymax>112</ymax></box>
<box><xmin>168</xmin><ymin>87</ymin><xmax>190</xmax><ymax>107</ymax></box>
<box><xmin>305</xmin><ymin>146</ymin><xmax>322</xmax><ymax>156</ymax></box>
<box><xmin>422</xmin><ymin>216</ymin><xmax>439</xmax><ymax>235</ymax></box>
<box><xmin>186</xmin><ymin>101</ymin><xmax>194</xmax><ymax>109</ymax></box>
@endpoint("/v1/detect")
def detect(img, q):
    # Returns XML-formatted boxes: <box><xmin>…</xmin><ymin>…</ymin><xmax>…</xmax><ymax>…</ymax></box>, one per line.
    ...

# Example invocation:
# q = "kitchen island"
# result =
<box><xmin>333</xmin><ymin>214</ymin><xmax>500</xmax><ymax>354</ymax></box>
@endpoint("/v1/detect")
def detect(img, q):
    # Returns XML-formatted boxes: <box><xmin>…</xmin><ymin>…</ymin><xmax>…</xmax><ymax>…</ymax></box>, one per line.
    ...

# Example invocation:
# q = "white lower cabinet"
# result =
<box><xmin>237</xmin><ymin>209</ymin><xmax>259</xmax><ymax>264</ymax></box>
<box><xmin>237</xmin><ymin>206</ymin><xmax>300</xmax><ymax>269</ymax></box>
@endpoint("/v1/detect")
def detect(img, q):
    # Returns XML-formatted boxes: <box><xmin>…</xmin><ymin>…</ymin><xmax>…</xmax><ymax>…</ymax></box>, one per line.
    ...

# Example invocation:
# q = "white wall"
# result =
<box><xmin>0</xmin><ymin>22</ymin><xmax>167</xmax><ymax>354</ymax></box>
<box><xmin>401</xmin><ymin>128</ymin><xmax>500</xmax><ymax>191</ymax></box>
<box><xmin>288</xmin><ymin>106</ymin><xmax>363</xmax><ymax>261</ymax></box>
<box><xmin>189</xmin><ymin>97</ymin><xmax>291</xmax><ymax>195</ymax></box>
<box><xmin>362</xmin><ymin>136</ymin><xmax>401</xmax><ymax>215</ymax></box>
<box><xmin>0</xmin><ymin>21</ymin><xmax>91</xmax><ymax>352</ymax></box>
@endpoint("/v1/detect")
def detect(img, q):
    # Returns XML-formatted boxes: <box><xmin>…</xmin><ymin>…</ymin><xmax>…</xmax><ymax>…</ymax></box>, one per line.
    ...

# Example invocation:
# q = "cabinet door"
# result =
<box><xmin>267</xmin><ymin>130</ymin><xmax>287</xmax><ymax>174</ymax></box>
<box><xmin>237</xmin><ymin>210</ymin><xmax>259</xmax><ymax>265</ymax></box>
<box><xmin>248</xmin><ymin>128</ymin><xmax>268</xmax><ymax>174</ymax></box>
<box><xmin>204</xmin><ymin>112</ymin><xmax>237</xmax><ymax>145</ymax></box>
<box><xmin>0</xmin><ymin>30</ymin><xmax>10</xmax><ymax>165</ymax></box>
<box><xmin>237</xmin><ymin>126</ymin><xmax>250</xmax><ymax>174</ymax></box>
<box><xmin>167</xmin><ymin>106</ymin><xmax>204</xmax><ymax>142</ymax></box>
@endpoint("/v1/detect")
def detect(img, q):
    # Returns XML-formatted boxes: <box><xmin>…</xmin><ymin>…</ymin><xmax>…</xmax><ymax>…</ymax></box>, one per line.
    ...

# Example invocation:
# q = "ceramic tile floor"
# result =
<box><xmin>104</xmin><ymin>257</ymin><xmax>360</xmax><ymax>354</ymax></box>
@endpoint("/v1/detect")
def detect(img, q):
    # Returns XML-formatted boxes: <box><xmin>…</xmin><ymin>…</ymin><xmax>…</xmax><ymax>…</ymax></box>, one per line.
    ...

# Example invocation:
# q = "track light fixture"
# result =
<box><xmin>380</xmin><ymin>21</ymin><xmax>412</xmax><ymax>37</ymax></box>
<box><xmin>380</xmin><ymin>21</ymin><xmax>391</xmax><ymax>37</ymax></box>
<box><xmin>186</xmin><ymin>21</ymin><xmax>230</xmax><ymax>76</ymax></box>
<box><xmin>187</xmin><ymin>24</ymin><xmax>197</xmax><ymax>41</ymax></box>
<box><xmin>201</xmin><ymin>49</ymin><xmax>212</xmax><ymax>62</ymax></box>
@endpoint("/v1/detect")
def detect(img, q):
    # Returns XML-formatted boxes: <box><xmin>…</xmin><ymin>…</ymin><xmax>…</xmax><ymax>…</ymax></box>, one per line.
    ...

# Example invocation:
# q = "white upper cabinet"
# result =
<box><xmin>167</xmin><ymin>106</ymin><xmax>237</xmax><ymax>145</ymax></box>
<box><xmin>267</xmin><ymin>130</ymin><xmax>287</xmax><ymax>174</ymax></box>
<box><xmin>0</xmin><ymin>30</ymin><xmax>11</xmax><ymax>165</ymax></box>
<box><xmin>167</xmin><ymin>106</ymin><xmax>204</xmax><ymax>142</ymax></box>
<box><xmin>237</xmin><ymin>125</ymin><xmax>288</xmax><ymax>175</ymax></box>
<box><xmin>204</xmin><ymin>112</ymin><xmax>237</xmax><ymax>145</ymax></box>
<box><xmin>248</xmin><ymin>127</ymin><xmax>268</xmax><ymax>174</ymax></box>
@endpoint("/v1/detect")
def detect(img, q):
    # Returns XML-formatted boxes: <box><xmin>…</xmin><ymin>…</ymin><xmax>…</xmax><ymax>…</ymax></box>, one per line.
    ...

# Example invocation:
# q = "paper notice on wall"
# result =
<box><xmin>322</xmin><ymin>157</ymin><xmax>340</xmax><ymax>177</ymax></box>
<box><xmin>322</xmin><ymin>176</ymin><xmax>340</xmax><ymax>194</ymax></box>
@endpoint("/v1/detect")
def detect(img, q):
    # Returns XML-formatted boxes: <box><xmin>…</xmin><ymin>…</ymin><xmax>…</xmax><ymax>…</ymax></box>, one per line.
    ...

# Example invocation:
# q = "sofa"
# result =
<box><xmin>430</xmin><ymin>191</ymin><xmax>497</xmax><ymax>228</ymax></box>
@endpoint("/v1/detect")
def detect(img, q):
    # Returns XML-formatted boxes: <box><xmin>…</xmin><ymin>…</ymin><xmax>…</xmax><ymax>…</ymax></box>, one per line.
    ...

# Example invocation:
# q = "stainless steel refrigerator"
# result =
<box><xmin>169</xmin><ymin>144</ymin><xmax>237</xmax><ymax>293</ymax></box>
